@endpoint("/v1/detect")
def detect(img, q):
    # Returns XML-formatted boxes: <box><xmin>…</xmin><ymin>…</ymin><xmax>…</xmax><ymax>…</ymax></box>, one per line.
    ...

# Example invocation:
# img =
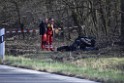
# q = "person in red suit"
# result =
<box><xmin>46</xmin><ymin>18</ymin><xmax>54</xmax><ymax>51</ymax></box>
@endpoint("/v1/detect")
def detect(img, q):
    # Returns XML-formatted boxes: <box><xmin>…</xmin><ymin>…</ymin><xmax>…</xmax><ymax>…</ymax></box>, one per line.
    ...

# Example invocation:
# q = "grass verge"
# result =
<box><xmin>5</xmin><ymin>54</ymin><xmax>124</xmax><ymax>83</ymax></box>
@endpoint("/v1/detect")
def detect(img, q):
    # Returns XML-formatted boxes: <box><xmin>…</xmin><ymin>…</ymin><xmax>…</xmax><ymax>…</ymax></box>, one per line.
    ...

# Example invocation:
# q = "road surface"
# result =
<box><xmin>0</xmin><ymin>65</ymin><xmax>99</xmax><ymax>83</ymax></box>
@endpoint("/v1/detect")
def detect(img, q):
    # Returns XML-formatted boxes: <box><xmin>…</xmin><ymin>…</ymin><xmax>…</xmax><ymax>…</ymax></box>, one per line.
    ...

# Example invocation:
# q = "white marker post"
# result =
<box><xmin>0</xmin><ymin>28</ymin><xmax>5</xmax><ymax>63</ymax></box>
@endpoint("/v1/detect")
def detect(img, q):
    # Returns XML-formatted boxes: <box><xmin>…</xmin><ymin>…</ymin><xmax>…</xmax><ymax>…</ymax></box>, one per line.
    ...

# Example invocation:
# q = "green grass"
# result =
<box><xmin>5</xmin><ymin>54</ymin><xmax>124</xmax><ymax>83</ymax></box>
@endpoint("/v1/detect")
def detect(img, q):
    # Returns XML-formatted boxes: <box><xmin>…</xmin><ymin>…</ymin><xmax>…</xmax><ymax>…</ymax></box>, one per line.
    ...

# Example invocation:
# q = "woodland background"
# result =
<box><xmin>0</xmin><ymin>0</ymin><xmax>124</xmax><ymax>41</ymax></box>
<box><xmin>1</xmin><ymin>0</ymin><xmax>124</xmax><ymax>82</ymax></box>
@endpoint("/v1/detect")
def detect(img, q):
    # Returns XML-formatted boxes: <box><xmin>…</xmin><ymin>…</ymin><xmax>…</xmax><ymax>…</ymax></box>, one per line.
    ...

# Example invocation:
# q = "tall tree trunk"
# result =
<box><xmin>71</xmin><ymin>10</ymin><xmax>83</xmax><ymax>36</ymax></box>
<box><xmin>10</xmin><ymin>1</ymin><xmax>24</xmax><ymax>39</ymax></box>
<box><xmin>121</xmin><ymin>0</ymin><xmax>124</xmax><ymax>42</ymax></box>
<box><xmin>99</xmin><ymin>0</ymin><xmax>107</xmax><ymax>35</ymax></box>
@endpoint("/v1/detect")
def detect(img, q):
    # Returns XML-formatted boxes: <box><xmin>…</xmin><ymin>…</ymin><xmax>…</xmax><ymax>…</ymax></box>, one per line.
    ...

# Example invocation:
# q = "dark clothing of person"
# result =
<box><xmin>39</xmin><ymin>21</ymin><xmax>47</xmax><ymax>35</ymax></box>
<box><xmin>73</xmin><ymin>36</ymin><xmax>96</xmax><ymax>49</ymax></box>
<box><xmin>57</xmin><ymin>36</ymin><xmax>96</xmax><ymax>51</ymax></box>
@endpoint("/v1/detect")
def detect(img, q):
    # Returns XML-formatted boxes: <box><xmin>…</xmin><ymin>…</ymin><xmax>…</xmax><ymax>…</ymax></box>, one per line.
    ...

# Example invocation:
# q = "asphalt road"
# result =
<box><xmin>0</xmin><ymin>65</ymin><xmax>99</xmax><ymax>83</ymax></box>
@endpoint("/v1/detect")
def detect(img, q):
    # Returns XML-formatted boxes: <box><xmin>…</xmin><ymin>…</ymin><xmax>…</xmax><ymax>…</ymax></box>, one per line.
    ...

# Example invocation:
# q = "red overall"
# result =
<box><xmin>41</xmin><ymin>33</ymin><xmax>47</xmax><ymax>49</ymax></box>
<box><xmin>46</xmin><ymin>24</ymin><xmax>53</xmax><ymax>51</ymax></box>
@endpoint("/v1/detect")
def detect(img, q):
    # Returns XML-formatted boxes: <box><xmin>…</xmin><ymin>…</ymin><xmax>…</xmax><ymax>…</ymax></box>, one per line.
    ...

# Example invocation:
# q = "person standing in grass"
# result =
<box><xmin>46</xmin><ymin>18</ymin><xmax>55</xmax><ymax>51</ymax></box>
<box><xmin>39</xmin><ymin>18</ymin><xmax>48</xmax><ymax>50</ymax></box>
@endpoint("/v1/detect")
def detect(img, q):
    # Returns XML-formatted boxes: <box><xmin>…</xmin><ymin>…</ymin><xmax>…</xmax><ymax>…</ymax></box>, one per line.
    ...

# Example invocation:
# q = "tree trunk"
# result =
<box><xmin>121</xmin><ymin>0</ymin><xmax>124</xmax><ymax>42</ymax></box>
<box><xmin>71</xmin><ymin>11</ymin><xmax>83</xmax><ymax>36</ymax></box>
<box><xmin>99</xmin><ymin>0</ymin><xmax>107</xmax><ymax>35</ymax></box>
<box><xmin>10</xmin><ymin>1</ymin><xmax>24</xmax><ymax>39</ymax></box>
